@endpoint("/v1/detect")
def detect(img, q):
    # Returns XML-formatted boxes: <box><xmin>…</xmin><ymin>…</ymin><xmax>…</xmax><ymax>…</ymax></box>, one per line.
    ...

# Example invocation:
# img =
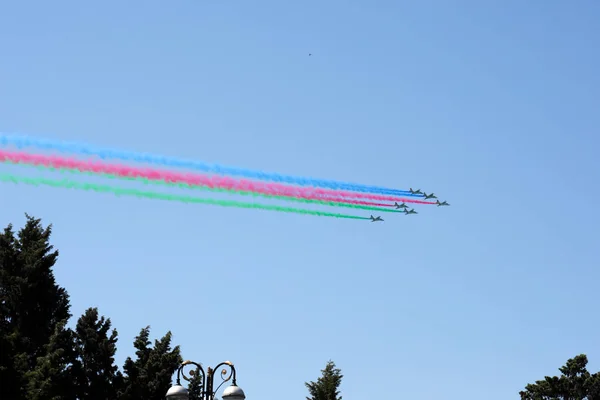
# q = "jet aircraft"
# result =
<box><xmin>404</xmin><ymin>208</ymin><xmax>418</xmax><ymax>215</ymax></box>
<box><xmin>394</xmin><ymin>202</ymin><xmax>409</xmax><ymax>209</ymax></box>
<box><xmin>370</xmin><ymin>215</ymin><xmax>384</xmax><ymax>222</ymax></box>
<box><xmin>409</xmin><ymin>188</ymin><xmax>423</xmax><ymax>195</ymax></box>
<box><xmin>436</xmin><ymin>200</ymin><xmax>450</xmax><ymax>207</ymax></box>
<box><xmin>423</xmin><ymin>192</ymin><xmax>437</xmax><ymax>200</ymax></box>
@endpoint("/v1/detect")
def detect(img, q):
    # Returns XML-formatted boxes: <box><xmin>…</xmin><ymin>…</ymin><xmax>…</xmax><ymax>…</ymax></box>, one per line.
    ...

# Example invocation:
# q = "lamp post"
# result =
<box><xmin>166</xmin><ymin>360</ymin><xmax>246</xmax><ymax>400</ymax></box>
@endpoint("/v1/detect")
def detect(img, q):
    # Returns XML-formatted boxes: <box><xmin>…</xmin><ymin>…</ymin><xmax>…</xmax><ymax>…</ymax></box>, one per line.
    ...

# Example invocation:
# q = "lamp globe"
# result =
<box><xmin>222</xmin><ymin>384</ymin><xmax>246</xmax><ymax>400</ymax></box>
<box><xmin>166</xmin><ymin>384</ymin><xmax>189</xmax><ymax>400</ymax></box>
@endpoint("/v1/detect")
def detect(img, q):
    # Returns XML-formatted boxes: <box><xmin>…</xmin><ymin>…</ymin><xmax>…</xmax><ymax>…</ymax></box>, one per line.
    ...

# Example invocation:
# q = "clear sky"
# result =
<box><xmin>1</xmin><ymin>1</ymin><xmax>599</xmax><ymax>399</ymax></box>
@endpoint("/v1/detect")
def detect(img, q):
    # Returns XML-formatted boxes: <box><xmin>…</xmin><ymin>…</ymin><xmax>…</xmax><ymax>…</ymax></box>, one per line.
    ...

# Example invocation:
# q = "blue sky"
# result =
<box><xmin>1</xmin><ymin>1</ymin><xmax>599</xmax><ymax>399</ymax></box>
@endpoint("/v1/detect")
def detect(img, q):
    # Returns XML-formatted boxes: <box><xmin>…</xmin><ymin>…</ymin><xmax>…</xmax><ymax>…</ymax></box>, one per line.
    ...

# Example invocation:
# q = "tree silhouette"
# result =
<box><xmin>305</xmin><ymin>360</ymin><xmax>343</xmax><ymax>400</ymax></box>
<box><xmin>520</xmin><ymin>354</ymin><xmax>600</xmax><ymax>400</ymax></box>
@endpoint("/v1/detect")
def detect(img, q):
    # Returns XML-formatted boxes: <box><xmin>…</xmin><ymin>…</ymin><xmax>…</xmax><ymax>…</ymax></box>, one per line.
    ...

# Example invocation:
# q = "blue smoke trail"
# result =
<box><xmin>0</xmin><ymin>133</ymin><xmax>424</xmax><ymax>197</ymax></box>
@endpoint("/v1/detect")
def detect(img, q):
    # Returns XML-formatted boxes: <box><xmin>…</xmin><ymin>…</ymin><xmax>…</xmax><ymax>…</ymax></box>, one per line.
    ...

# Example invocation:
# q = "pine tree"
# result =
<box><xmin>520</xmin><ymin>354</ymin><xmax>600</xmax><ymax>400</ymax></box>
<box><xmin>2</xmin><ymin>215</ymin><xmax>190</xmax><ymax>400</ymax></box>
<box><xmin>24</xmin><ymin>321</ymin><xmax>78</xmax><ymax>400</ymax></box>
<box><xmin>0</xmin><ymin>215</ymin><xmax>72</xmax><ymax>399</ymax></box>
<box><xmin>72</xmin><ymin>307</ymin><xmax>123</xmax><ymax>399</ymax></box>
<box><xmin>0</xmin><ymin>222</ymin><xmax>20</xmax><ymax>399</ymax></box>
<box><xmin>305</xmin><ymin>360</ymin><xmax>343</xmax><ymax>400</ymax></box>
<box><xmin>119</xmin><ymin>326</ymin><xmax>182</xmax><ymax>400</ymax></box>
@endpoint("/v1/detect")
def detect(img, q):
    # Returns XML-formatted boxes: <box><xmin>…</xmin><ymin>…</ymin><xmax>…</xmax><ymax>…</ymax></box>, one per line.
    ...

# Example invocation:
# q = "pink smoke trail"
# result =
<box><xmin>0</xmin><ymin>150</ymin><xmax>436</xmax><ymax>206</ymax></box>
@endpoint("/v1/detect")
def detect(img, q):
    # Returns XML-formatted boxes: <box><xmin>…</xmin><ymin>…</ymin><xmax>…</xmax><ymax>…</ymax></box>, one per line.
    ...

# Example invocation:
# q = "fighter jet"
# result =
<box><xmin>369</xmin><ymin>215</ymin><xmax>384</xmax><ymax>222</ymax></box>
<box><xmin>404</xmin><ymin>208</ymin><xmax>418</xmax><ymax>215</ymax></box>
<box><xmin>436</xmin><ymin>200</ymin><xmax>450</xmax><ymax>207</ymax></box>
<box><xmin>423</xmin><ymin>192</ymin><xmax>437</xmax><ymax>200</ymax></box>
<box><xmin>409</xmin><ymin>188</ymin><xmax>423</xmax><ymax>195</ymax></box>
<box><xmin>394</xmin><ymin>202</ymin><xmax>409</xmax><ymax>209</ymax></box>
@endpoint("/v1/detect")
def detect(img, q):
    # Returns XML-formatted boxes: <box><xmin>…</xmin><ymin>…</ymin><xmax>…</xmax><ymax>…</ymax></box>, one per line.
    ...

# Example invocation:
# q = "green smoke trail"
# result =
<box><xmin>3</xmin><ymin>161</ymin><xmax>403</xmax><ymax>214</ymax></box>
<box><xmin>0</xmin><ymin>173</ymin><xmax>372</xmax><ymax>220</ymax></box>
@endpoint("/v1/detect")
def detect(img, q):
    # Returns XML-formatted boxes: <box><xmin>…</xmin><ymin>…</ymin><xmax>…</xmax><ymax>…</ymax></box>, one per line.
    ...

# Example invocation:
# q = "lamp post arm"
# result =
<box><xmin>177</xmin><ymin>360</ymin><xmax>207</xmax><ymax>395</ymax></box>
<box><xmin>207</xmin><ymin>361</ymin><xmax>238</xmax><ymax>398</ymax></box>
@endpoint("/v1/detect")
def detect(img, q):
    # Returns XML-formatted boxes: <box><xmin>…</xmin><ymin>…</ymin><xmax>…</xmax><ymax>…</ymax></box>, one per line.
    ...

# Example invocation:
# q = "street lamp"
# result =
<box><xmin>166</xmin><ymin>360</ymin><xmax>246</xmax><ymax>400</ymax></box>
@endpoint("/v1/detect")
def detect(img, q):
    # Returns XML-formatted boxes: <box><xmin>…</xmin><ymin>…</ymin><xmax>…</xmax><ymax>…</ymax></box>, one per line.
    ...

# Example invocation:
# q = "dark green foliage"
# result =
<box><xmin>24</xmin><ymin>321</ymin><xmax>78</xmax><ymax>400</ymax></box>
<box><xmin>305</xmin><ymin>360</ymin><xmax>343</xmax><ymax>400</ymax></box>
<box><xmin>0</xmin><ymin>215</ymin><xmax>72</xmax><ymax>400</ymax></box>
<box><xmin>520</xmin><ymin>354</ymin><xmax>600</xmax><ymax>400</ymax></box>
<box><xmin>1</xmin><ymin>215</ymin><xmax>184</xmax><ymax>400</ymax></box>
<box><xmin>119</xmin><ymin>326</ymin><xmax>182</xmax><ymax>400</ymax></box>
<box><xmin>588</xmin><ymin>373</ymin><xmax>600</xmax><ymax>399</ymax></box>
<box><xmin>72</xmin><ymin>307</ymin><xmax>123</xmax><ymax>399</ymax></box>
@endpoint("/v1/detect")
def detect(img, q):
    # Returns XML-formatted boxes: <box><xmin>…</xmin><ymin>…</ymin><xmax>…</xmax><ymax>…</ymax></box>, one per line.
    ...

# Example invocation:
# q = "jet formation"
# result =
<box><xmin>368</xmin><ymin>188</ymin><xmax>450</xmax><ymax>222</ymax></box>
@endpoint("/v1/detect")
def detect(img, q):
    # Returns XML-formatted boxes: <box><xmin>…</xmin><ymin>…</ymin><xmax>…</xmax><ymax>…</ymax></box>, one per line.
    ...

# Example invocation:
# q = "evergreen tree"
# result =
<box><xmin>119</xmin><ymin>326</ymin><xmax>182</xmax><ymax>400</ymax></box>
<box><xmin>187</xmin><ymin>368</ymin><xmax>204</xmax><ymax>400</ymax></box>
<box><xmin>1</xmin><ymin>216</ymin><xmax>188</xmax><ymax>400</ymax></box>
<box><xmin>0</xmin><ymin>215</ymin><xmax>72</xmax><ymax>399</ymax></box>
<box><xmin>24</xmin><ymin>321</ymin><xmax>78</xmax><ymax>400</ymax></box>
<box><xmin>0</xmin><ymin>222</ymin><xmax>20</xmax><ymax>399</ymax></box>
<box><xmin>305</xmin><ymin>360</ymin><xmax>343</xmax><ymax>400</ymax></box>
<box><xmin>72</xmin><ymin>307</ymin><xmax>123</xmax><ymax>399</ymax></box>
<box><xmin>589</xmin><ymin>373</ymin><xmax>600</xmax><ymax>399</ymax></box>
<box><xmin>520</xmin><ymin>354</ymin><xmax>600</xmax><ymax>400</ymax></box>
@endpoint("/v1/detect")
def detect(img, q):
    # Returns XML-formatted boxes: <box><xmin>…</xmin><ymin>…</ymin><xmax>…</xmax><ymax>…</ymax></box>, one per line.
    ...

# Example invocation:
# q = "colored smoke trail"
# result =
<box><xmin>0</xmin><ymin>174</ymin><xmax>372</xmax><ymax>220</ymax></box>
<box><xmin>0</xmin><ymin>133</ymin><xmax>420</xmax><ymax>197</ymax></box>
<box><xmin>0</xmin><ymin>150</ymin><xmax>436</xmax><ymax>205</ymax></box>
<box><xmin>12</xmin><ymin>162</ymin><xmax>404</xmax><ymax>214</ymax></box>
